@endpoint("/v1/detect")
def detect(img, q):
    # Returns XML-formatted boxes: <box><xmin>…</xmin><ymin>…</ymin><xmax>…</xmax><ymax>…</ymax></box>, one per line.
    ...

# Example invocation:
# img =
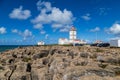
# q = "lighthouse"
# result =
<box><xmin>58</xmin><ymin>26</ymin><xmax>87</xmax><ymax>45</ymax></box>
<box><xmin>69</xmin><ymin>27</ymin><xmax>77</xmax><ymax>43</ymax></box>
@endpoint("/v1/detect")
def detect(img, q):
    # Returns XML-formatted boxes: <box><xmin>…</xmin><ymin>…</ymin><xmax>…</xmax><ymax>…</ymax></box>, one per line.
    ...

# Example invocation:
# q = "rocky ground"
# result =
<box><xmin>0</xmin><ymin>46</ymin><xmax>120</xmax><ymax>80</ymax></box>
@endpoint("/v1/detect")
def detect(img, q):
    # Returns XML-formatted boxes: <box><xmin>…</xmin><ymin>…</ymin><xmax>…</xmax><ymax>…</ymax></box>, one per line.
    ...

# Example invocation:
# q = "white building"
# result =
<box><xmin>72</xmin><ymin>39</ymin><xmax>86</xmax><ymax>44</ymax></box>
<box><xmin>69</xmin><ymin>27</ymin><xmax>77</xmax><ymax>43</ymax></box>
<box><xmin>94</xmin><ymin>40</ymin><xmax>103</xmax><ymax>44</ymax></box>
<box><xmin>110</xmin><ymin>39</ymin><xmax>120</xmax><ymax>47</ymax></box>
<box><xmin>58</xmin><ymin>26</ymin><xmax>87</xmax><ymax>45</ymax></box>
<box><xmin>37</xmin><ymin>41</ymin><xmax>45</xmax><ymax>45</ymax></box>
<box><xmin>58</xmin><ymin>38</ymin><xmax>69</xmax><ymax>45</ymax></box>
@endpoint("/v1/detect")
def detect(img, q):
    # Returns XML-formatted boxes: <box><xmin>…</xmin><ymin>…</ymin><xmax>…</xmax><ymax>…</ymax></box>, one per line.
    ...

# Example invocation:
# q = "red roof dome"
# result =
<box><xmin>70</xmin><ymin>26</ymin><xmax>76</xmax><ymax>31</ymax></box>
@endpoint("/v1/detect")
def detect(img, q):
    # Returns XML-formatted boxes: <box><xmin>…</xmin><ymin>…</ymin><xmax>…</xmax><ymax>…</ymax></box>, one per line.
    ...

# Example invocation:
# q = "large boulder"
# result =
<box><xmin>33</xmin><ymin>50</ymin><xmax>49</xmax><ymax>60</ymax></box>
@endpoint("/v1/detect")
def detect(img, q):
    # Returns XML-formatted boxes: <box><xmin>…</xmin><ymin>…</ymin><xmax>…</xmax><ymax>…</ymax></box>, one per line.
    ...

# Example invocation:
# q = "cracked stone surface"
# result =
<box><xmin>0</xmin><ymin>46</ymin><xmax>120</xmax><ymax>80</ymax></box>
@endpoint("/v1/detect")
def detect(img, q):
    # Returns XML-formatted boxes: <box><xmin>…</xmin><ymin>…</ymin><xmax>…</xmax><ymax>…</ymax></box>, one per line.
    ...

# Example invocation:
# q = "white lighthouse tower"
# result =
<box><xmin>58</xmin><ymin>26</ymin><xmax>87</xmax><ymax>45</ymax></box>
<box><xmin>69</xmin><ymin>27</ymin><xmax>77</xmax><ymax>43</ymax></box>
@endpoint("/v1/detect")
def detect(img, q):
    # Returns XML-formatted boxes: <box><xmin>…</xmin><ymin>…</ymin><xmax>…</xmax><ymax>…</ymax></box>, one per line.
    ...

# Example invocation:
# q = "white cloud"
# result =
<box><xmin>60</xmin><ymin>28</ymin><xmax>69</xmax><ymax>32</ymax></box>
<box><xmin>99</xmin><ymin>8</ymin><xmax>110</xmax><ymax>16</ymax></box>
<box><xmin>11</xmin><ymin>29</ymin><xmax>22</xmax><ymax>35</ymax></box>
<box><xmin>12</xmin><ymin>29</ymin><xmax>33</xmax><ymax>40</ymax></box>
<box><xmin>99</xmin><ymin>8</ymin><xmax>106</xmax><ymax>15</ymax></box>
<box><xmin>110</xmin><ymin>37</ymin><xmax>120</xmax><ymax>40</ymax></box>
<box><xmin>40</xmin><ymin>30</ymin><xmax>46</xmax><ymax>34</ymax></box>
<box><xmin>0</xmin><ymin>27</ymin><xmax>7</xmax><ymax>34</ymax></box>
<box><xmin>90</xmin><ymin>27</ymin><xmax>100</xmax><ymax>32</ymax></box>
<box><xmin>81</xmin><ymin>13</ymin><xmax>91</xmax><ymax>21</ymax></box>
<box><xmin>23</xmin><ymin>29</ymin><xmax>32</xmax><ymax>37</ymax></box>
<box><xmin>34</xmin><ymin>23</ymin><xmax>43</xmax><ymax>29</ymax></box>
<box><xmin>32</xmin><ymin>8</ymin><xmax>74</xmax><ymax>26</ymax></box>
<box><xmin>31</xmin><ymin>1</ymin><xmax>75</xmax><ymax>32</ymax></box>
<box><xmin>108</xmin><ymin>23</ymin><xmax>120</xmax><ymax>35</ymax></box>
<box><xmin>52</xmin><ymin>23</ymin><xmax>63</xmax><ymax>28</ymax></box>
<box><xmin>9</xmin><ymin>6</ymin><xmax>31</xmax><ymax>20</ymax></box>
<box><xmin>12</xmin><ymin>29</ymin><xmax>18</xmax><ymax>33</ymax></box>
<box><xmin>59</xmin><ymin>25</ymin><xmax>70</xmax><ymax>32</ymax></box>
<box><xmin>37</xmin><ymin>1</ymin><xmax>52</xmax><ymax>12</ymax></box>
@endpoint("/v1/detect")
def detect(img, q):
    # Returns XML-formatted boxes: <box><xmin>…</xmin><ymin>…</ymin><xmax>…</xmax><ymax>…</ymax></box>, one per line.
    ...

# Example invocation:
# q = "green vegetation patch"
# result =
<box><xmin>95</xmin><ymin>48</ymin><xmax>104</xmax><ymax>52</ymax></box>
<box><xmin>22</xmin><ymin>57</ymin><xmax>31</xmax><ymax>62</ymax></box>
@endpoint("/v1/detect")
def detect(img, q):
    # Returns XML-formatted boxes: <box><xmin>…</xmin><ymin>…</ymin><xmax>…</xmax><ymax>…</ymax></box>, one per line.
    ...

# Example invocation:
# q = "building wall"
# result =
<box><xmin>37</xmin><ymin>41</ymin><xmax>45</xmax><ymax>45</ymax></box>
<box><xmin>110</xmin><ymin>40</ymin><xmax>120</xmax><ymax>47</ymax></box>
<box><xmin>58</xmin><ymin>38</ymin><xmax>69</xmax><ymax>45</ymax></box>
<box><xmin>58</xmin><ymin>27</ymin><xmax>87</xmax><ymax>45</ymax></box>
<box><xmin>118</xmin><ymin>40</ymin><xmax>120</xmax><ymax>47</ymax></box>
<box><xmin>69</xmin><ymin>31</ymin><xmax>76</xmax><ymax>40</ymax></box>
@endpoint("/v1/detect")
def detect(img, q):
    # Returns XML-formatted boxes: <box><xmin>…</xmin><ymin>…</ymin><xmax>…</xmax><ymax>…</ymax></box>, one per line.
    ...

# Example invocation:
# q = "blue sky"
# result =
<box><xmin>0</xmin><ymin>0</ymin><xmax>120</xmax><ymax>45</ymax></box>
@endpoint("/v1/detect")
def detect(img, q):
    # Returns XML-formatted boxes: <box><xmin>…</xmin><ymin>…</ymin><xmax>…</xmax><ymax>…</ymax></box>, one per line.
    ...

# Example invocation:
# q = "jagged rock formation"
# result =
<box><xmin>0</xmin><ymin>46</ymin><xmax>120</xmax><ymax>80</ymax></box>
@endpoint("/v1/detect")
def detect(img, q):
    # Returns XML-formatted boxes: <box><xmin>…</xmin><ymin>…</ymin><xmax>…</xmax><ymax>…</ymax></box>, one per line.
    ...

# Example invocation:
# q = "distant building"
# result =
<box><xmin>76</xmin><ymin>39</ymin><xmax>87</xmax><ymax>44</ymax></box>
<box><xmin>69</xmin><ymin>27</ymin><xmax>77</xmax><ymax>43</ymax></box>
<box><xmin>110</xmin><ymin>39</ymin><xmax>120</xmax><ymax>47</ymax></box>
<box><xmin>58</xmin><ymin>26</ymin><xmax>87</xmax><ymax>45</ymax></box>
<box><xmin>94</xmin><ymin>40</ymin><xmax>103</xmax><ymax>44</ymax></box>
<box><xmin>58</xmin><ymin>38</ymin><xmax>69</xmax><ymax>45</ymax></box>
<box><xmin>37</xmin><ymin>41</ymin><xmax>45</xmax><ymax>45</ymax></box>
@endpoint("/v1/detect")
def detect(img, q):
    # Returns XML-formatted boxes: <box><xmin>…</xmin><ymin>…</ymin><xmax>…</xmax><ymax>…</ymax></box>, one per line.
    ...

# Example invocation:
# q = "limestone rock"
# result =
<box><xmin>0</xmin><ymin>46</ymin><xmax>120</xmax><ymax>80</ymax></box>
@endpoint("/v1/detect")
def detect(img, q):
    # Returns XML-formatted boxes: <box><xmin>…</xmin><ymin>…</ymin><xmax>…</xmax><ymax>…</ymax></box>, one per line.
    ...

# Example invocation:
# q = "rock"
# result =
<box><xmin>33</xmin><ymin>50</ymin><xmax>49</xmax><ymax>60</ymax></box>
<box><xmin>113</xmin><ymin>67</ymin><xmax>120</xmax><ymax>76</ymax></box>
<box><xmin>49</xmin><ymin>49</ymin><xmax>57</xmax><ymax>55</ymax></box>
<box><xmin>26</xmin><ymin>63</ymin><xmax>31</xmax><ymax>72</ymax></box>
<box><xmin>12</xmin><ymin>54</ymin><xmax>17</xmax><ymax>58</ymax></box>
<box><xmin>0</xmin><ymin>46</ymin><xmax>120</xmax><ymax>80</ymax></box>
<box><xmin>4</xmin><ymin>71</ymin><xmax>12</xmax><ymax>78</ymax></box>
<box><xmin>0</xmin><ymin>65</ymin><xmax>4</xmax><ymax>71</ymax></box>
<box><xmin>69</xmin><ymin>51</ymin><xmax>75</xmax><ymax>59</ymax></box>
<box><xmin>106</xmin><ymin>65</ymin><xmax>120</xmax><ymax>76</ymax></box>
<box><xmin>80</xmin><ymin>52</ymin><xmax>89</xmax><ymax>58</ymax></box>
<box><xmin>22</xmin><ymin>57</ymin><xmax>31</xmax><ymax>62</ymax></box>
<box><xmin>8</xmin><ymin>58</ymin><xmax>15</xmax><ymax>64</ymax></box>
<box><xmin>89</xmin><ymin>53</ymin><xmax>97</xmax><ymax>59</ymax></box>
<box><xmin>62</xmin><ymin>67</ymin><xmax>115</xmax><ymax>80</ymax></box>
<box><xmin>16</xmin><ymin>62</ymin><xmax>27</xmax><ymax>72</ymax></box>
<box><xmin>9</xmin><ymin>65</ymin><xmax>16</xmax><ymax>71</ymax></box>
<box><xmin>10</xmin><ymin>73</ymin><xmax>31</xmax><ymax>80</ymax></box>
<box><xmin>98</xmin><ymin>63</ymin><xmax>108</xmax><ymax>69</ymax></box>
<box><xmin>86</xmin><ymin>69</ymin><xmax>115</xmax><ymax>77</ymax></box>
<box><xmin>97</xmin><ymin>55</ymin><xmax>106</xmax><ymax>61</ymax></box>
<box><xmin>31</xmin><ymin>70</ymin><xmax>39</xmax><ymax>80</ymax></box>
<box><xmin>106</xmin><ymin>57</ymin><xmax>118</xmax><ymax>65</ymax></box>
<box><xmin>73</xmin><ymin>59</ymin><xmax>88</xmax><ymax>66</ymax></box>
<box><xmin>44</xmin><ymin>73</ymin><xmax>53</xmax><ymax>80</ymax></box>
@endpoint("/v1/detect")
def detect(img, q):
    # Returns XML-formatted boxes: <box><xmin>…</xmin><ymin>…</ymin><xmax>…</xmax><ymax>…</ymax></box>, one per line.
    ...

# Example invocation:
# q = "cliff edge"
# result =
<box><xmin>0</xmin><ymin>46</ymin><xmax>120</xmax><ymax>80</ymax></box>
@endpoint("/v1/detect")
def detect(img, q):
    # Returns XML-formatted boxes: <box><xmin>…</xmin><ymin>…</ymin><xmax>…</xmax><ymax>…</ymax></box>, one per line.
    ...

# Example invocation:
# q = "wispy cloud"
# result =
<box><xmin>110</xmin><ymin>37</ymin><xmax>120</xmax><ymax>40</ymax></box>
<box><xmin>9</xmin><ymin>6</ymin><xmax>31</xmax><ymax>20</ymax></box>
<box><xmin>81</xmin><ymin>13</ymin><xmax>91</xmax><ymax>21</ymax></box>
<box><xmin>0</xmin><ymin>27</ymin><xmax>7</xmax><ymax>34</ymax></box>
<box><xmin>99</xmin><ymin>8</ymin><xmax>111</xmax><ymax>16</ymax></box>
<box><xmin>12</xmin><ymin>29</ymin><xmax>18</xmax><ymax>33</ymax></box>
<box><xmin>59</xmin><ymin>25</ymin><xmax>70</xmax><ymax>32</ymax></box>
<box><xmin>40</xmin><ymin>30</ymin><xmax>46</xmax><ymax>34</ymax></box>
<box><xmin>90</xmin><ymin>27</ymin><xmax>100</xmax><ymax>32</ymax></box>
<box><xmin>34</xmin><ymin>23</ymin><xmax>43</xmax><ymax>30</ymax></box>
<box><xmin>23</xmin><ymin>29</ymin><xmax>33</xmax><ymax>40</ymax></box>
<box><xmin>12</xmin><ymin>29</ymin><xmax>33</xmax><ymax>40</ymax></box>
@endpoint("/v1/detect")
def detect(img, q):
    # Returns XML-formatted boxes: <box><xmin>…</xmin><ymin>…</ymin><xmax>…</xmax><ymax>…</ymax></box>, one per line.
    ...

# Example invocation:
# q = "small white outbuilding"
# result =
<box><xmin>110</xmin><ymin>39</ymin><xmax>120</xmax><ymax>47</ymax></box>
<box><xmin>37</xmin><ymin>41</ymin><xmax>45</xmax><ymax>45</ymax></box>
<box><xmin>58</xmin><ymin>38</ymin><xmax>69</xmax><ymax>45</ymax></box>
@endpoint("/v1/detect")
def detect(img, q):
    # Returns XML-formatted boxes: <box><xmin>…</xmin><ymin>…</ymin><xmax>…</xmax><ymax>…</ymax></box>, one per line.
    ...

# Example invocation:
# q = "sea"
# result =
<box><xmin>0</xmin><ymin>45</ymin><xmax>32</xmax><ymax>52</ymax></box>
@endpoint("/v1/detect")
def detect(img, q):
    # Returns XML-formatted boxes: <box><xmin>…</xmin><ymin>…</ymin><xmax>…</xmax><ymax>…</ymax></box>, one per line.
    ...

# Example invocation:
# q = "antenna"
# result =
<box><xmin>96</xmin><ymin>31</ymin><xmax>98</xmax><ymax>42</ymax></box>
